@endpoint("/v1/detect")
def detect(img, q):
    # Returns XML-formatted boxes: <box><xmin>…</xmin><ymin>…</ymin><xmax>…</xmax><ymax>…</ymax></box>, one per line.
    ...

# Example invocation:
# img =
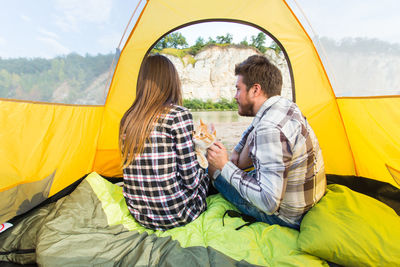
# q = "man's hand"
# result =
<box><xmin>207</xmin><ymin>141</ymin><xmax>229</xmax><ymax>171</ymax></box>
<box><xmin>230</xmin><ymin>150</ymin><xmax>240</xmax><ymax>166</ymax></box>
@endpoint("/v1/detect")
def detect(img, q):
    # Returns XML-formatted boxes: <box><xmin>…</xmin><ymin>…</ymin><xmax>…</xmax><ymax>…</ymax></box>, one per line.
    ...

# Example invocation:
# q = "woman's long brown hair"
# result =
<box><xmin>119</xmin><ymin>55</ymin><xmax>182</xmax><ymax>167</ymax></box>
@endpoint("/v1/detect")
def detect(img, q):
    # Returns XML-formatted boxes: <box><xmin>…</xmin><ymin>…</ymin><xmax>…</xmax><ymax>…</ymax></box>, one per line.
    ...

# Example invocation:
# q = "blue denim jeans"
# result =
<box><xmin>213</xmin><ymin>174</ymin><xmax>300</xmax><ymax>230</ymax></box>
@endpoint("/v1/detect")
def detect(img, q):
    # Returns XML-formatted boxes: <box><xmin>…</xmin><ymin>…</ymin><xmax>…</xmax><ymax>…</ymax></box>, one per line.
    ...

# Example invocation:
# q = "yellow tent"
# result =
<box><xmin>1</xmin><ymin>0</ymin><xmax>399</xmax><ymax>220</ymax></box>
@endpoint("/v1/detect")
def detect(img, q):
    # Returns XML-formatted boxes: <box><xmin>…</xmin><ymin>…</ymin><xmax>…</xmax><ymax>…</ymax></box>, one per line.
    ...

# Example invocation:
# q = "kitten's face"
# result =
<box><xmin>193</xmin><ymin>120</ymin><xmax>216</xmax><ymax>148</ymax></box>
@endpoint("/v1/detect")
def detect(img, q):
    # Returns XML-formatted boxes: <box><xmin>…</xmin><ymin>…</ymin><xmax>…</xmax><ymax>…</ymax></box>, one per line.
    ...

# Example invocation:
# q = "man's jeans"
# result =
<box><xmin>213</xmin><ymin>174</ymin><xmax>300</xmax><ymax>230</ymax></box>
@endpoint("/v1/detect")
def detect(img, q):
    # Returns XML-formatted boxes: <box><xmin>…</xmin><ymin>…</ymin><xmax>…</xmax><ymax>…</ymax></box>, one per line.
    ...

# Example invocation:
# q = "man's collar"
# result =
<box><xmin>251</xmin><ymin>95</ymin><xmax>281</xmax><ymax>127</ymax></box>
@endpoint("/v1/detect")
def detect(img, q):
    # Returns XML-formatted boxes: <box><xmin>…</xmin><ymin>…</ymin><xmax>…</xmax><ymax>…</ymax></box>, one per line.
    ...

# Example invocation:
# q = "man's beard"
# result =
<box><xmin>237</xmin><ymin>101</ymin><xmax>254</xmax><ymax>117</ymax></box>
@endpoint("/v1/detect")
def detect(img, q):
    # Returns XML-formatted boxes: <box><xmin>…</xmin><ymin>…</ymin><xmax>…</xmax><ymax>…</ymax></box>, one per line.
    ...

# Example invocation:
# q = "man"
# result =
<box><xmin>207</xmin><ymin>55</ymin><xmax>326</xmax><ymax>230</ymax></box>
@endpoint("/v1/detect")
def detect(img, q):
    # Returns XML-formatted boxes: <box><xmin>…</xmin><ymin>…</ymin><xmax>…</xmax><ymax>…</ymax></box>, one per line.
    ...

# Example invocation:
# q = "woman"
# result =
<box><xmin>119</xmin><ymin>54</ymin><xmax>209</xmax><ymax>230</ymax></box>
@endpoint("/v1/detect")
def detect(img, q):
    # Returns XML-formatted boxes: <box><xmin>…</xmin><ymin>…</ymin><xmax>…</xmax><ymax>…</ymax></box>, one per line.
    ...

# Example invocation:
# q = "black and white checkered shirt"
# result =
<box><xmin>223</xmin><ymin>96</ymin><xmax>326</xmax><ymax>226</ymax></box>
<box><xmin>123</xmin><ymin>105</ymin><xmax>209</xmax><ymax>230</ymax></box>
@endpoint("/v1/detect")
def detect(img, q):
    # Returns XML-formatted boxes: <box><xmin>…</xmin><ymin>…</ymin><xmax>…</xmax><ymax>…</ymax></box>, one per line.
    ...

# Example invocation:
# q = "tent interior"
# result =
<box><xmin>1</xmin><ymin>0</ymin><xmax>399</xmax><ymax>266</ymax></box>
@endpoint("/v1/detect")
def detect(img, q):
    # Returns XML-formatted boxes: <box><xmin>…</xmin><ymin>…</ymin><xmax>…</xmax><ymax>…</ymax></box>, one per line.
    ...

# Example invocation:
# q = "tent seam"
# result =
<box><xmin>91</xmin><ymin>0</ymin><xmax>150</xmax><ymax>173</ymax></box>
<box><xmin>283</xmin><ymin>0</ymin><xmax>358</xmax><ymax>176</ymax></box>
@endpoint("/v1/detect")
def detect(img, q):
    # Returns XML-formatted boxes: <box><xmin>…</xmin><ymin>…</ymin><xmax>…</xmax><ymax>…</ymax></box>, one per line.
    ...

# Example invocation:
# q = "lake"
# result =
<box><xmin>191</xmin><ymin>110</ymin><xmax>253</xmax><ymax>123</ymax></box>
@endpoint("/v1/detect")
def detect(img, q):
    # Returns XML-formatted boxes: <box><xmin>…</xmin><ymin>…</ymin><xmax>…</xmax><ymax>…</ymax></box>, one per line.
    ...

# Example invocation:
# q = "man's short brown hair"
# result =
<box><xmin>235</xmin><ymin>55</ymin><xmax>282</xmax><ymax>97</ymax></box>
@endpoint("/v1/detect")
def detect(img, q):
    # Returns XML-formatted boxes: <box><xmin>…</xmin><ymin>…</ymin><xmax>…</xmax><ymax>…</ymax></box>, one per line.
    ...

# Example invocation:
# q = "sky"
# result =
<box><xmin>0</xmin><ymin>0</ymin><xmax>399</xmax><ymax>59</ymax></box>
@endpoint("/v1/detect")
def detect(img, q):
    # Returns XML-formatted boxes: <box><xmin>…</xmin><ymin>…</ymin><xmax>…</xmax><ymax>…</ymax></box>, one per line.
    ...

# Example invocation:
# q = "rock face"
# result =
<box><xmin>163</xmin><ymin>45</ymin><xmax>292</xmax><ymax>101</ymax></box>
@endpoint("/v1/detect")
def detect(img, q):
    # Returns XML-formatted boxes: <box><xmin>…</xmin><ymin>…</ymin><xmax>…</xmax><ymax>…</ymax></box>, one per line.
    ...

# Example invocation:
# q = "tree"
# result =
<box><xmin>269</xmin><ymin>42</ymin><xmax>282</xmax><ymax>55</ymax></box>
<box><xmin>190</xmin><ymin>37</ymin><xmax>205</xmax><ymax>55</ymax></box>
<box><xmin>154</xmin><ymin>32</ymin><xmax>188</xmax><ymax>50</ymax></box>
<box><xmin>206</xmin><ymin>37</ymin><xmax>216</xmax><ymax>46</ymax></box>
<box><xmin>251</xmin><ymin>32</ymin><xmax>267</xmax><ymax>53</ymax></box>
<box><xmin>0</xmin><ymin>69</ymin><xmax>11</xmax><ymax>97</ymax></box>
<box><xmin>216</xmin><ymin>33</ymin><xmax>233</xmax><ymax>44</ymax></box>
<box><xmin>240</xmin><ymin>37</ymin><xmax>249</xmax><ymax>46</ymax></box>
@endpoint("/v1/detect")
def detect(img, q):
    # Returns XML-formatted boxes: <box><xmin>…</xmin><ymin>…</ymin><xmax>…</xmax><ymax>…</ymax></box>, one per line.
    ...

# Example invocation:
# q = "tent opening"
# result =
<box><xmin>140</xmin><ymin>21</ymin><xmax>294</xmax><ymax>152</ymax></box>
<box><xmin>146</xmin><ymin>20</ymin><xmax>295</xmax><ymax>102</ymax></box>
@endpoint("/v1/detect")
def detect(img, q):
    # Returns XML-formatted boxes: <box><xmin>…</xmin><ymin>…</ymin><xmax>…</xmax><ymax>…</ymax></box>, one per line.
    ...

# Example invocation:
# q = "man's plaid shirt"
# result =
<box><xmin>221</xmin><ymin>96</ymin><xmax>326</xmax><ymax>226</ymax></box>
<box><xmin>123</xmin><ymin>105</ymin><xmax>209</xmax><ymax>230</ymax></box>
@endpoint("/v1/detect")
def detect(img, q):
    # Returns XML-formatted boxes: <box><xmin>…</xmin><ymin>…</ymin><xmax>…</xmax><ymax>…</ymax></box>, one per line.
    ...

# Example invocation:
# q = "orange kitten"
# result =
<box><xmin>193</xmin><ymin>119</ymin><xmax>216</xmax><ymax>169</ymax></box>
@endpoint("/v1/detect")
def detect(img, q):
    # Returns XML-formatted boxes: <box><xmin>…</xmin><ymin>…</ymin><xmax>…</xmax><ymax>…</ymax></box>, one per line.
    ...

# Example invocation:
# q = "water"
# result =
<box><xmin>191</xmin><ymin>110</ymin><xmax>253</xmax><ymax>124</ymax></box>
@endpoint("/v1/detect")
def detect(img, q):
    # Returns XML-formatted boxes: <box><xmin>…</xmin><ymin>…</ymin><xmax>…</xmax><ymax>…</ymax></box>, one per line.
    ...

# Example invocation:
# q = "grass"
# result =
<box><xmin>152</xmin><ymin>48</ymin><xmax>197</xmax><ymax>66</ymax></box>
<box><xmin>183</xmin><ymin>98</ymin><xmax>238</xmax><ymax>111</ymax></box>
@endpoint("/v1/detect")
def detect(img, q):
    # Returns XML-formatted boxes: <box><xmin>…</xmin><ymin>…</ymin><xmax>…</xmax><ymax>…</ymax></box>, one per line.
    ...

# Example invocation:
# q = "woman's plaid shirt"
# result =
<box><xmin>123</xmin><ymin>105</ymin><xmax>209</xmax><ymax>230</ymax></box>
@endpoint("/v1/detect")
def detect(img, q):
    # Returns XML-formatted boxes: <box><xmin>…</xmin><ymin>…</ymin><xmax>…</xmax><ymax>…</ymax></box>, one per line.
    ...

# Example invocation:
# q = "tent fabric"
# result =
<box><xmin>0</xmin><ymin>100</ymin><xmax>103</xmax><ymax>196</ymax></box>
<box><xmin>0</xmin><ymin>173</ymin><xmax>328</xmax><ymax>266</ymax></box>
<box><xmin>337</xmin><ymin>97</ymin><xmax>400</xmax><ymax>188</ymax></box>
<box><xmin>0</xmin><ymin>171</ymin><xmax>55</xmax><ymax>224</ymax></box>
<box><xmin>1</xmin><ymin>0</ymin><xmax>397</xmax><ymax>200</ymax></box>
<box><xmin>386</xmin><ymin>164</ymin><xmax>400</xmax><ymax>186</ymax></box>
<box><xmin>93</xmin><ymin>0</ymin><xmax>355</xmax><ymax>178</ymax></box>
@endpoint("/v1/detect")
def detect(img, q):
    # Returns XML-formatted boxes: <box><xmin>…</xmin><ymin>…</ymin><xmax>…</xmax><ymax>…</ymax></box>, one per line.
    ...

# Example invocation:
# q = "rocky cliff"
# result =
<box><xmin>64</xmin><ymin>46</ymin><xmax>292</xmax><ymax>105</ymax></box>
<box><xmin>163</xmin><ymin>45</ymin><xmax>292</xmax><ymax>101</ymax></box>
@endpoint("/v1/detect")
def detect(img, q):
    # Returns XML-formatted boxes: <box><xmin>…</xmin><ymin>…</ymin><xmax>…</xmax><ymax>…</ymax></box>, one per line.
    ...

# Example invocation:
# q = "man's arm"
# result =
<box><xmin>231</xmin><ymin>125</ymin><xmax>254</xmax><ymax>168</ymax></box>
<box><xmin>233</xmin><ymin>125</ymin><xmax>254</xmax><ymax>155</ymax></box>
<box><xmin>208</xmin><ymin>127</ymin><xmax>292</xmax><ymax>215</ymax></box>
<box><xmin>236</xmin><ymin>135</ymin><xmax>253</xmax><ymax>170</ymax></box>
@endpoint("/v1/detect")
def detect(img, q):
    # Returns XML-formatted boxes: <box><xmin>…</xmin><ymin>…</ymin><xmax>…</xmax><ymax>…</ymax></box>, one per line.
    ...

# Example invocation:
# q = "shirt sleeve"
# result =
<box><xmin>221</xmin><ymin>125</ymin><xmax>292</xmax><ymax>214</ymax></box>
<box><xmin>234</xmin><ymin>124</ymin><xmax>254</xmax><ymax>153</ymax></box>
<box><xmin>171</xmin><ymin>109</ymin><xmax>208</xmax><ymax>190</ymax></box>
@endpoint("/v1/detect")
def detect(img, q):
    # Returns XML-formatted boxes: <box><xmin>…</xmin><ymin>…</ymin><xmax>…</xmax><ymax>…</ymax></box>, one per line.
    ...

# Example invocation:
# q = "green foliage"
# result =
<box><xmin>189</xmin><ymin>37</ymin><xmax>205</xmax><ymax>55</ymax></box>
<box><xmin>156</xmin><ymin>48</ymin><xmax>196</xmax><ymax>66</ymax></box>
<box><xmin>240</xmin><ymin>37</ymin><xmax>249</xmax><ymax>46</ymax></box>
<box><xmin>0</xmin><ymin>31</ymin><xmax>280</xmax><ymax>104</ymax></box>
<box><xmin>319</xmin><ymin>36</ymin><xmax>400</xmax><ymax>55</ymax></box>
<box><xmin>160</xmin><ymin>48</ymin><xmax>189</xmax><ymax>58</ymax></box>
<box><xmin>216</xmin><ymin>33</ymin><xmax>233</xmax><ymax>44</ymax></box>
<box><xmin>153</xmin><ymin>30</ymin><xmax>273</xmax><ymax>57</ymax></box>
<box><xmin>250</xmin><ymin>32</ymin><xmax>267</xmax><ymax>53</ymax></box>
<box><xmin>186</xmin><ymin>55</ymin><xmax>197</xmax><ymax>66</ymax></box>
<box><xmin>0</xmin><ymin>53</ymin><xmax>114</xmax><ymax>103</ymax></box>
<box><xmin>183</xmin><ymin>98</ymin><xmax>237</xmax><ymax>111</ymax></box>
<box><xmin>153</xmin><ymin>32</ymin><xmax>188</xmax><ymax>50</ymax></box>
<box><xmin>269</xmin><ymin>41</ymin><xmax>282</xmax><ymax>55</ymax></box>
<box><xmin>206</xmin><ymin>37</ymin><xmax>217</xmax><ymax>45</ymax></box>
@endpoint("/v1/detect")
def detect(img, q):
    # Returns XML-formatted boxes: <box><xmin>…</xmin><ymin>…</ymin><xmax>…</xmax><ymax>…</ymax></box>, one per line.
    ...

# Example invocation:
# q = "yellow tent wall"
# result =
<box><xmin>0</xmin><ymin>100</ymin><xmax>103</xmax><ymax>196</ymax></box>
<box><xmin>337</xmin><ymin>97</ymin><xmax>400</xmax><ymax>187</ymax></box>
<box><xmin>93</xmin><ymin>0</ymin><xmax>356</xmax><ymax>178</ymax></box>
<box><xmin>2</xmin><ymin>0</ymin><xmax>399</xmax><ymax>204</ymax></box>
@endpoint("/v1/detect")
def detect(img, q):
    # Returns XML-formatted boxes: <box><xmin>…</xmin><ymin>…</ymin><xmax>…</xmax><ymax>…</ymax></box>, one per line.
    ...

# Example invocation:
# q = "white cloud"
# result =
<box><xmin>55</xmin><ymin>0</ymin><xmax>113</xmax><ymax>32</ymax></box>
<box><xmin>38</xmin><ymin>28</ymin><xmax>59</xmax><ymax>40</ymax></box>
<box><xmin>20</xmin><ymin>14</ymin><xmax>31</xmax><ymax>22</ymax></box>
<box><xmin>37</xmin><ymin>37</ymin><xmax>70</xmax><ymax>56</ymax></box>
<box><xmin>0</xmin><ymin>36</ymin><xmax>5</xmax><ymax>46</ymax></box>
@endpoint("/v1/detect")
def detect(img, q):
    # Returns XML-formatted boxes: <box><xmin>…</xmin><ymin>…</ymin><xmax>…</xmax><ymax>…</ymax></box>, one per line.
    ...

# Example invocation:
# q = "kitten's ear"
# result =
<box><xmin>200</xmin><ymin>119</ymin><xmax>205</xmax><ymax>126</ymax></box>
<box><xmin>209</xmin><ymin>123</ymin><xmax>216</xmax><ymax>136</ymax></box>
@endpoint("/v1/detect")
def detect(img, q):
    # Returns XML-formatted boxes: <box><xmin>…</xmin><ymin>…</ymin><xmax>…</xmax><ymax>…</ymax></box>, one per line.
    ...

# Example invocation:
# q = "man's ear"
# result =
<box><xmin>252</xmin><ymin>83</ymin><xmax>263</xmax><ymax>97</ymax></box>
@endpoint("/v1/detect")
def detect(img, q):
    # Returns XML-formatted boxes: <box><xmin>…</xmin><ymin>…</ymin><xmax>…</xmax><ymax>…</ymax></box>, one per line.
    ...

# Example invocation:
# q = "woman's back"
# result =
<box><xmin>123</xmin><ymin>105</ymin><xmax>209</xmax><ymax>230</ymax></box>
